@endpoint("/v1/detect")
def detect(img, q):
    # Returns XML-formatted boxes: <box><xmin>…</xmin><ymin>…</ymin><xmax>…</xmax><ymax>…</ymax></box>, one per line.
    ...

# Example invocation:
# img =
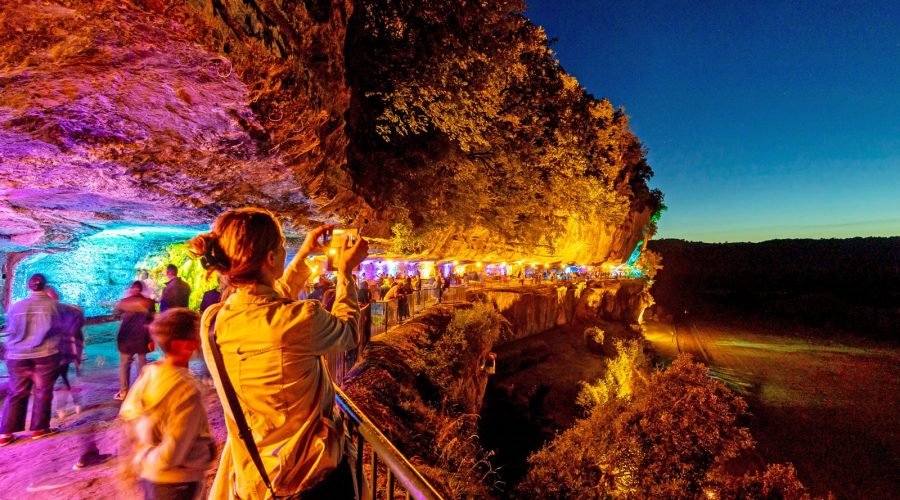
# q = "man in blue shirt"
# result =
<box><xmin>0</xmin><ymin>274</ymin><xmax>62</xmax><ymax>445</ymax></box>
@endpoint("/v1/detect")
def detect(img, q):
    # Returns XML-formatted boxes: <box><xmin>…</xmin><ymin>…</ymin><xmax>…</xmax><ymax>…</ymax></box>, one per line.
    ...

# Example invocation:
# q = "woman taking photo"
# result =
<box><xmin>189</xmin><ymin>208</ymin><xmax>367</xmax><ymax>499</ymax></box>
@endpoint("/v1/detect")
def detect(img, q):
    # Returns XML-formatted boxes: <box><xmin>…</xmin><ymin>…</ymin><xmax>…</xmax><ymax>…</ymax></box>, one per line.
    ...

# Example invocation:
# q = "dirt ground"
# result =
<box><xmin>0</xmin><ymin>322</ymin><xmax>226</xmax><ymax>500</ymax></box>
<box><xmin>644</xmin><ymin>320</ymin><xmax>900</xmax><ymax>499</ymax></box>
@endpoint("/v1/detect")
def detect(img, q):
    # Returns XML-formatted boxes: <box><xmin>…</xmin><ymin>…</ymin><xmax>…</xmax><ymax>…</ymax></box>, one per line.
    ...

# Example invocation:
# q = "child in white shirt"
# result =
<box><xmin>120</xmin><ymin>308</ymin><xmax>214</xmax><ymax>500</ymax></box>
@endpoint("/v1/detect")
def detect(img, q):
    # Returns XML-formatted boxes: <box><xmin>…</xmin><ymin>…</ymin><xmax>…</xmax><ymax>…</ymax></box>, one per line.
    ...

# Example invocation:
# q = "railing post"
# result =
<box><xmin>370</xmin><ymin>446</ymin><xmax>379</xmax><ymax>500</ymax></box>
<box><xmin>335</xmin><ymin>387</ymin><xmax>444</xmax><ymax>500</ymax></box>
<box><xmin>356</xmin><ymin>429</ymin><xmax>365</xmax><ymax>498</ymax></box>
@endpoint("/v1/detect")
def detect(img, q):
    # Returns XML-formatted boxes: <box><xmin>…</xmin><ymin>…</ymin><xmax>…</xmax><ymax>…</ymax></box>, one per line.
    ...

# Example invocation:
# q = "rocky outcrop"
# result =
<box><xmin>574</xmin><ymin>279</ymin><xmax>651</xmax><ymax>324</ymax></box>
<box><xmin>0</xmin><ymin>0</ymin><xmax>654</xmax><ymax>265</ymax></box>
<box><xmin>474</xmin><ymin>285</ymin><xmax>581</xmax><ymax>343</ymax></box>
<box><xmin>0</xmin><ymin>0</ymin><xmax>381</xmax><ymax>253</ymax></box>
<box><xmin>476</xmin><ymin>280</ymin><xmax>651</xmax><ymax>346</ymax></box>
<box><xmin>413</xmin><ymin>206</ymin><xmax>655</xmax><ymax>266</ymax></box>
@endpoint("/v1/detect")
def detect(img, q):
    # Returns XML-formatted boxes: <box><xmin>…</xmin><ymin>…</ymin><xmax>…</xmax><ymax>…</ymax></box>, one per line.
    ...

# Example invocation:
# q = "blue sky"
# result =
<box><xmin>525</xmin><ymin>0</ymin><xmax>900</xmax><ymax>242</ymax></box>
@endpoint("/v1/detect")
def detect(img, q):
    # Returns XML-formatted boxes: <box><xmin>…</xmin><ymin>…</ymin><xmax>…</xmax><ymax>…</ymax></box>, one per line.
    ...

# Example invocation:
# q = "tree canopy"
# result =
<box><xmin>346</xmin><ymin>0</ymin><xmax>659</xmax><ymax>252</ymax></box>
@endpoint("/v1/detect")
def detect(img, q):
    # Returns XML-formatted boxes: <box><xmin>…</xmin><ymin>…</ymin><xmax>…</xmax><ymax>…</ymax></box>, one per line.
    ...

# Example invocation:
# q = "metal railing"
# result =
<box><xmin>368</xmin><ymin>285</ymin><xmax>468</xmax><ymax>336</ymax></box>
<box><xmin>322</xmin><ymin>278</ymin><xmax>591</xmax><ymax>500</ymax></box>
<box><xmin>334</xmin><ymin>385</ymin><xmax>444</xmax><ymax>500</ymax></box>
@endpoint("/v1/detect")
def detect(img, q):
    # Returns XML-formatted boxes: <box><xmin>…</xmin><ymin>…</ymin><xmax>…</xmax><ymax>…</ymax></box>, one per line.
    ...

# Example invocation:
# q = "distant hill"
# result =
<box><xmin>647</xmin><ymin>237</ymin><xmax>900</xmax><ymax>340</ymax></box>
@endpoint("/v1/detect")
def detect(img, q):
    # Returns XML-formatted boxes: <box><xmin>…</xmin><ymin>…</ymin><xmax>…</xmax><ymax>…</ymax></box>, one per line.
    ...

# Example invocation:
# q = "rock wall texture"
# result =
<box><xmin>0</xmin><ymin>0</ymin><xmax>379</xmax><ymax>253</ymax></box>
<box><xmin>478</xmin><ymin>280</ymin><xmax>651</xmax><ymax>345</ymax></box>
<box><xmin>415</xmin><ymin>205</ymin><xmax>655</xmax><ymax>266</ymax></box>
<box><xmin>573</xmin><ymin>279</ymin><xmax>652</xmax><ymax>325</ymax></box>
<box><xmin>0</xmin><ymin>0</ymin><xmax>654</xmax><ymax>262</ymax></box>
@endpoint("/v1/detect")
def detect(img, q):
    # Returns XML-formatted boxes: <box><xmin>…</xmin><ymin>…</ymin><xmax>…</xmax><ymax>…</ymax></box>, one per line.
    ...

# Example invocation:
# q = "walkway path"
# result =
<box><xmin>0</xmin><ymin>322</ymin><xmax>225</xmax><ymax>498</ymax></box>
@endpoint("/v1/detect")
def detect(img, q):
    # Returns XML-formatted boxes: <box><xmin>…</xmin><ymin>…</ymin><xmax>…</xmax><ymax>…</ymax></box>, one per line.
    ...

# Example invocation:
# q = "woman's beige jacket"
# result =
<box><xmin>200</xmin><ymin>260</ymin><xmax>359</xmax><ymax>499</ymax></box>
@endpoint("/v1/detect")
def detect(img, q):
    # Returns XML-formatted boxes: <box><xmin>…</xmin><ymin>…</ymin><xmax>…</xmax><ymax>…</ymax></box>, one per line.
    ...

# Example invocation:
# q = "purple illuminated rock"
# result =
<box><xmin>0</xmin><ymin>0</ymin><xmax>376</xmax><ymax>251</ymax></box>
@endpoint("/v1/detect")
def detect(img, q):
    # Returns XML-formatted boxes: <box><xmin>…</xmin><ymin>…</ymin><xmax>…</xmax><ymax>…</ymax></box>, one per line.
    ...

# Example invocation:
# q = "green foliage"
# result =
<box><xmin>575</xmin><ymin>339</ymin><xmax>647</xmax><ymax>412</ymax></box>
<box><xmin>136</xmin><ymin>242</ymin><xmax>216</xmax><ymax>311</ymax></box>
<box><xmin>390</xmin><ymin>219</ymin><xmax>426</xmax><ymax>255</ymax></box>
<box><xmin>347</xmin><ymin>0</ymin><xmax>655</xmax><ymax>249</ymax></box>
<box><xmin>635</xmin><ymin>249</ymin><xmax>663</xmax><ymax>280</ymax></box>
<box><xmin>522</xmin><ymin>355</ymin><xmax>755</xmax><ymax>498</ymax></box>
<box><xmin>410</xmin><ymin>302</ymin><xmax>501</xmax><ymax>402</ymax></box>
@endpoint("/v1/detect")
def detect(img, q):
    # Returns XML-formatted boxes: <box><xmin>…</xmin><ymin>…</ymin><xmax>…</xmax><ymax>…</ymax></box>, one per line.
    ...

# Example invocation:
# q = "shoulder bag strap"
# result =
<box><xmin>207</xmin><ymin>313</ymin><xmax>279</xmax><ymax>499</ymax></box>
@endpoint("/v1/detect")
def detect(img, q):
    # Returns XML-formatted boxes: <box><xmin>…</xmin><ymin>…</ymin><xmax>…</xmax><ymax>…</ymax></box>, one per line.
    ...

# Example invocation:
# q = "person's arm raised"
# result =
<box><xmin>293</xmin><ymin>235</ymin><xmax>369</xmax><ymax>354</ymax></box>
<box><xmin>274</xmin><ymin>225</ymin><xmax>332</xmax><ymax>299</ymax></box>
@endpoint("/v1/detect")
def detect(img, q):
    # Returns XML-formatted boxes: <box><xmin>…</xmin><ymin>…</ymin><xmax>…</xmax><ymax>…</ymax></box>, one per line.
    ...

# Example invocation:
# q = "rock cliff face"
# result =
<box><xmin>573</xmin><ymin>279</ymin><xmax>651</xmax><ymax>325</ymax></box>
<box><xmin>0</xmin><ymin>0</ymin><xmax>655</xmax><ymax>292</ymax></box>
<box><xmin>409</xmin><ymin>205</ymin><xmax>655</xmax><ymax>265</ymax></box>
<box><xmin>0</xmin><ymin>0</ymin><xmax>378</xmax><ymax>253</ymax></box>
<box><xmin>476</xmin><ymin>280</ymin><xmax>651</xmax><ymax>345</ymax></box>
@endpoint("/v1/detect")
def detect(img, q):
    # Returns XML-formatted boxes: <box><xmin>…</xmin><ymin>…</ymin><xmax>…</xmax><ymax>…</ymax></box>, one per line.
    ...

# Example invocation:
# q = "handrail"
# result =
<box><xmin>334</xmin><ymin>385</ymin><xmax>444</xmax><ymax>500</ymax></box>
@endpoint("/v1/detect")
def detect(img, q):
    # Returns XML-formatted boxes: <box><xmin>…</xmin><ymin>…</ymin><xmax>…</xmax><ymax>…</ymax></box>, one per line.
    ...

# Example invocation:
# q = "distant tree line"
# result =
<box><xmin>345</xmin><ymin>0</ymin><xmax>661</xmax><ymax>250</ymax></box>
<box><xmin>648</xmin><ymin>237</ymin><xmax>900</xmax><ymax>339</ymax></box>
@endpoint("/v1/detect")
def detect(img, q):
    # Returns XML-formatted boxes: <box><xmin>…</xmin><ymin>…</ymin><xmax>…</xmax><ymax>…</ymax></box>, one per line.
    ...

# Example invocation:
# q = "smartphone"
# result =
<box><xmin>331</xmin><ymin>228</ymin><xmax>359</xmax><ymax>248</ymax></box>
<box><xmin>326</xmin><ymin>228</ymin><xmax>359</xmax><ymax>270</ymax></box>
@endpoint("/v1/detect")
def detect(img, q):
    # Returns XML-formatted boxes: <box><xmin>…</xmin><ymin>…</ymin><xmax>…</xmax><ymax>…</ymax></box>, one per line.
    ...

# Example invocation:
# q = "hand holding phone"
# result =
<box><xmin>299</xmin><ymin>225</ymin><xmax>334</xmax><ymax>258</ymax></box>
<box><xmin>335</xmin><ymin>229</ymin><xmax>368</xmax><ymax>274</ymax></box>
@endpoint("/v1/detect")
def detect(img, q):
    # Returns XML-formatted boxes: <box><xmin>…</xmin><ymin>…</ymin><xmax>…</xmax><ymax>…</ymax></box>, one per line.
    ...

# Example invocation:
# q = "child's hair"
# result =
<box><xmin>149</xmin><ymin>308</ymin><xmax>199</xmax><ymax>353</ymax></box>
<box><xmin>187</xmin><ymin>207</ymin><xmax>285</xmax><ymax>285</ymax></box>
<box><xmin>28</xmin><ymin>273</ymin><xmax>47</xmax><ymax>291</ymax></box>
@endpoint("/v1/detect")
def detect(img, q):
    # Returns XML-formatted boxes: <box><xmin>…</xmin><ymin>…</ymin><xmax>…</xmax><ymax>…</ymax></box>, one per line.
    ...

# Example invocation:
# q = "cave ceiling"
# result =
<box><xmin>0</xmin><ymin>0</ymin><xmax>379</xmax><ymax>253</ymax></box>
<box><xmin>0</xmin><ymin>0</ymin><xmax>651</xmax><ymax>265</ymax></box>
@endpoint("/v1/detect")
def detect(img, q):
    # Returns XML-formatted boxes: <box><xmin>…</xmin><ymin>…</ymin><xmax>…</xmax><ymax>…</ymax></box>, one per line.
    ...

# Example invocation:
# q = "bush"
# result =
<box><xmin>719</xmin><ymin>463</ymin><xmax>813</xmax><ymax>500</ymax></box>
<box><xmin>575</xmin><ymin>339</ymin><xmax>648</xmax><ymax>412</ymax></box>
<box><xmin>410</xmin><ymin>302</ymin><xmax>501</xmax><ymax>404</ymax></box>
<box><xmin>522</xmin><ymin>355</ymin><xmax>755</xmax><ymax>498</ymax></box>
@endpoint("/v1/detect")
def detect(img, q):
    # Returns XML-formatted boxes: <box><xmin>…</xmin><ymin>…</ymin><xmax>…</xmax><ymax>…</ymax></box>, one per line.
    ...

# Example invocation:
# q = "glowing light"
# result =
<box><xmin>476</xmin><ymin>262</ymin><xmax>483</xmax><ymax>268</ymax></box>
<box><xmin>543</xmin><ymin>263</ymin><xmax>549</xmax><ymax>269</ymax></box>
<box><xmin>386</xmin><ymin>260</ymin><xmax>399</xmax><ymax>276</ymax></box>
<box><xmin>328</xmin><ymin>248</ymin><xmax>337</xmax><ymax>255</ymax></box>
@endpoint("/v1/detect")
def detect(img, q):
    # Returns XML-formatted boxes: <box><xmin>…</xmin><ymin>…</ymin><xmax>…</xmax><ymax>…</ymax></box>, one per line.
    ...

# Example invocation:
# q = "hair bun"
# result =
<box><xmin>191</xmin><ymin>233</ymin><xmax>231</xmax><ymax>272</ymax></box>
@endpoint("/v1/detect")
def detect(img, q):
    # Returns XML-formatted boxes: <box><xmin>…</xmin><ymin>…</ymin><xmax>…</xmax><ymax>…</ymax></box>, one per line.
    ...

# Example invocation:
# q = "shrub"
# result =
<box><xmin>575</xmin><ymin>339</ymin><xmax>648</xmax><ymax>412</ymax></box>
<box><xmin>522</xmin><ymin>355</ymin><xmax>755</xmax><ymax>498</ymax></box>
<box><xmin>719</xmin><ymin>463</ymin><xmax>813</xmax><ymax>500</ymax></box>
<box><xmin>410</xmin><ymin>302</ymin><xmax>501</xmax><ymax>404</ymax></box>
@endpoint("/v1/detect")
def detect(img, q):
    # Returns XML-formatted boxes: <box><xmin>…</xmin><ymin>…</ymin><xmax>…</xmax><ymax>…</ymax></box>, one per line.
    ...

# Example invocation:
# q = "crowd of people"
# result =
<box><xmin>0</xmin><ymin>208</ymin><xmax>370</xmax><ymax>499</ymax></box>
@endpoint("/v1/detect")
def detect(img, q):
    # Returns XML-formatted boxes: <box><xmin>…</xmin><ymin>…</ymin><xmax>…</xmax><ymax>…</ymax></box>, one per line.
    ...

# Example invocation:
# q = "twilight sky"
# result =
<box><xmin>525</xmin><ymin>0</ymin><xmax>900</xmax><ymax>242</ymax></box>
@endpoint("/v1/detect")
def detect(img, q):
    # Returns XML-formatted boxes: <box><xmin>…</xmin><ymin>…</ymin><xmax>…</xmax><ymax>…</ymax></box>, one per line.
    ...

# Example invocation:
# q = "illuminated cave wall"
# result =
<box><xmin>10</xmin><ymin>227</ymin><xmax>203</xmax><ymax>318</ymax></box>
